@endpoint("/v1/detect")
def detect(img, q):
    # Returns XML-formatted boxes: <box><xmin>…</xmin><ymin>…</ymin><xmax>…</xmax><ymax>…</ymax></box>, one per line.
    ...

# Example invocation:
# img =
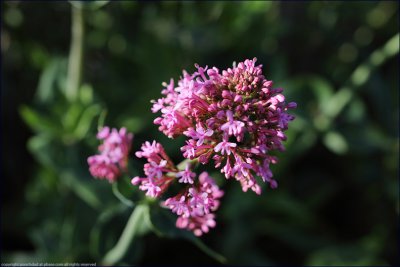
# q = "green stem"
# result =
<box><xmin>103</xmin><ymin>158</ymin><xmax>222</xmax><ymax>265</ymax></box>
<box><xmin>112</xmin><ymin>182</ymin><xmax>135</xmax><ymax>208</ymax></box>
<box><xmin>165</xmin><ymin>158</ymin><xmax>199</xmax><ymax>178</ymax></box>
<box><xmin>90</xmin><ymin>204</ymin><xmax>128</xmax><ymax>258</ymax></box>
<box><xmin>66</xmin><ymin>4</ymin><xmax>84</xmax><ymax>102</ymax></box>
<box><xmin>176</xmin><ymin>157</ymin><xmax>199</xmax><ymax>170</ymax></box>
<box><xmin>323</xmin><ymin>33</ymin><xmax>399</xmax><ymax>123</ymax></box>
<box><xmin>97</xmin><ymin>109</ymin><xmax>108</xmax><ymax>130</ymax></box>
<box><xmin>102</xmin><ymin>204</ymin><xmax>150</xmax><ymax>266</ymax></box>
<box><xmin>191</xmin><ymin>237</ymin><xmax>227</xmax><ymax>264</ymax></box>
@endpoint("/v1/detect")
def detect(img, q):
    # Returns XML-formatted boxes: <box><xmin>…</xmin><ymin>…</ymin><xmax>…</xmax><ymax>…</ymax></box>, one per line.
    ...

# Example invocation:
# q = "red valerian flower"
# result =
<box><xmin>88</xmin><ymin>127</ymin><xmax>133</xmax><ymax>182</ymax></box>
<box><xmin>152</xmin><ymin>58</ymin><xmax>296</xmax><ymax>194</ymax></box>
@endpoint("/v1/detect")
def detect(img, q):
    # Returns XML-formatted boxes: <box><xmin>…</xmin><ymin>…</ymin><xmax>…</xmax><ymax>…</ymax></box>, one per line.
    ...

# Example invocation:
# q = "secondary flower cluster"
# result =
<box><xmin>131</xmin><ymin>141</ymin><xmax>177</xmax><ymax>198</ymax></box>
<box><xmin>88</xmin><ymin>127</ymin><xmax>133</xmax><ymax>183</ymax></box>
<box><xmin>132</xmin><ymin>141</ymin><xmax>223</xmax><ymax>236</ymax></box>
<box><xmin>164</xmin><ymin>171</ymin><xmax>223</xmax><ymax>236</ymax></box>
<box><xmin>151</xmin><ymin>58</ymin><xmax>296</xmax><ymax>194</ymax></box>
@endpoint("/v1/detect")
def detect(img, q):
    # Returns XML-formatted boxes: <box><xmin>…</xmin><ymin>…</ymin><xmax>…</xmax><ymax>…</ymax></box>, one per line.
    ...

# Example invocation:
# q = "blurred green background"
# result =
<box><xmin>2</xmin><ymin>1</ymin><xmax>399</xmax><ymax>265</ymax></box>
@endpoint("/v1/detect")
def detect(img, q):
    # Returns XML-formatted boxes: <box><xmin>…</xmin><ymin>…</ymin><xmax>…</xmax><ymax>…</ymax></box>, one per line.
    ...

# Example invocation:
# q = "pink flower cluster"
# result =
<box><xmin>88</xmin><ymin>127</ymin><xmax>133</xmax><ymax>182</ymax></box>
<box><xmin>164</xmin><ymin>172</ymin><xmax>223</xmax><ymax>236</ymax></box>
<box><xmin>132</xmin><ymin>141</ymin><xmax>223</xmax><ymax>236</ymax></box>
<box><xmin>151</xmin><ymin>58</ymin><xmax>296</xmax><ymax>194</ymax></box>
<box><xmin>89</xmin><ymin>58</ymin><xmax>296</xmax><ymax>236</ymax></box>
<box><xmin>131</xmin><ymin>141</ymin><xmax>176</xmax><ymax>197</ymax></box>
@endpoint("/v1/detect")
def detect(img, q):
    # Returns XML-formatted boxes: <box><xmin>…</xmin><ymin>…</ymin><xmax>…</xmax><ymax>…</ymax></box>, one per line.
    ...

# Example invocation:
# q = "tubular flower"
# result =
<box><xmin>88</xmin><ymin>127</ymin><xmax>133</xmax><ymax>183</ymax></box>
<box><xmin>131</xmin><ymin>141</ymin><xmax>224</xmax><ymax>236</ymax></box>
<box><xmin>152</xmin><ymin>58</ymin><xmax>296</xmax><ymax>194</ymax></box>
<box><xmin>164</xmin><ymin>172</ymin><xmax>223</xmax><ymax>236</ymax></box>
<box><xmin>131</xmin><ymin>141</ymin><xmax>178</xmax><ymax>198</ymax></box>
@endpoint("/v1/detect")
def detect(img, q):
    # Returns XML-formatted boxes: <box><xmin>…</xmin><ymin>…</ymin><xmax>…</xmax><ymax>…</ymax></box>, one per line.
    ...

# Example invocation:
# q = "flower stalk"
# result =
<box><xmin>102</xmin><ymin>203</ymin><xmax>150</xmax><ymax>266</ymax></box>
<box><xmin>66</xmin><ymin>4</ymin><xmax>84</xmax><ymax>102</ymax></box>
<box><xmin>112</xmin><ymin>182</ymin><xmax>135</xmax><ymax>208</ymax></box>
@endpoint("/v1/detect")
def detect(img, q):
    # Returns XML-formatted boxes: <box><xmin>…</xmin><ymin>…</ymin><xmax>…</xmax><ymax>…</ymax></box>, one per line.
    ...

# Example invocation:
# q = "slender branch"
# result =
<box><xmin>102</xmin><ymin>157</ymin><xmax>203</xmax><ymax>265</ymax></box>
<box><xmin>191</xmin><ymin>237</ymin><xmax>227</xmax><ymax>264</ymax></box>
<box><xmin>66</xmin><ymin>5</ymin><xmax>84</xmax><ymax>102</ymax></box>
<box><xmin>112</xmin><ymin>182</ymin><xmax>135</xmax><ymax>208</ymax></box>
<box><xmin>322</xmin><ymin>33</ymin><xmax>399</xmax><ymax>127</ymax></box>
<box><xmin>176</xmin><ymin>157</ymin><xmax>199</xmax><ymax>170</ymax></box>
<box><xmin>166</xmin><ymin>158</ymin><xmax>199</xmax><ymax>177</ymax></box>
<box><xmin>102</xmin><ymin>204</ymin><xmax>150</xmax><ymax>265</ymax></box>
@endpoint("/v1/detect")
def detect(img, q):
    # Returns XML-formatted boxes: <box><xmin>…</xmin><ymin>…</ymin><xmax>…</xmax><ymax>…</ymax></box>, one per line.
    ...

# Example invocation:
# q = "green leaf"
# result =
<box><xmin>20</xmin><ymin>105</ymin><xmax>60</xmax><ymax>135</ymax></box>
<box><xmin>90</xmin><ymin>204</ymin><xmax>128</xmax><ymax>258</ymax></box>
<box><xmin>79</xmin><ymin>83</ymin><xmax>94</xmax><ymax>105</ymax></box>
<box><xmin>97</xmin><ymin>109</ymin><xmax>108</xmax><ymax>130</ymax></box>
<box><xmin>324</xmin><ymin>87</ymin><xmax>353</xmax><ymax>119</ymax></box>
<box><xmin>4</xmin><ymin>7</ymin><xmax>24</xmax><ymax>28</ymax></box>
<box><xmin>323</xmin><ymin>131</ymin><xmax>349</xmax><ymax>155</ymax></box>
<box><xmin>119</xmin><ymin>116</ymin><xmax>145</xmax><ymax>133</ymax></box>
<box><xmin>73</xmin><ymin>104</ymin><xmax>101</xmax><ymax>140</ymax></box>
<box><xmin>323</xmin><ymin>33</ymin><xmax>399</xmax><ymax>122</ymax></box>
<box><xmin>27</xmin><ymin>135</ymin><xmax>59</xmax><ymax>169</ymax></box>
<box><xmin>70</xmin><ymin>0</ymin><xmax>110</xmax><ymax>10</ymax></box>
<box><xmin>62</xmin><ymin>172</ymin><xmax>102</xmax><ymax>210</ymax></box>
<box><xmin>112</xmin><ymin>182</ymin><xmax>135</xmax><ymax>208</ymax></box>
<box><xmin>307</xmin><ymin>76</ymin><xmax>335</xmax><ymax>110</ymax></box>
<box><xmin>102</xmin><ymin>203</ymin><xmax>152</xmax><ymax>265</ymax></box>
<box><xmin>36</xmin><ymin>58</ymin><xmax>65</xmax><ymax>103</ymax></box>
<box><xmin>62</xmin><ymin>103</ymin><xmax>84</xmax><ymax>131</ymax></box>
<box><xmin>2</xmin><ymin>252</ymin><xmax>42</xmax><ymax>264</ymax></box>
<box><xmin>306</xmin><ymin>245</ymin><xmax>384</xmax><ymax>266</ymax></box>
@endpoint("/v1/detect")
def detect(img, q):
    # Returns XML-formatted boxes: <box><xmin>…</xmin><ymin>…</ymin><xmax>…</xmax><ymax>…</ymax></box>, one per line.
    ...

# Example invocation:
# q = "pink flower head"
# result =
<box><xmin>131</xmin><ymin>141</ymin><xmax>177</xmax><ymax>197</ymax></box>
<box><xmin>135</xmin><ymin>140</ymin><xmax>161</xmax><ymax>159</ymax></box>
<box><xmin>220</xmin><ymin>110</ymin><xmax>245</xmax><ymax>140</ymax></box>
<box><xmin>163</xmin><ymin>171</ymin><xmax>223</xmax><ymax>236</ymax></box>
<box><xmin>144</xmin><ymin>160</ymin><xmax>168</xmax><ymax>179</ymax></box>
<box><xmin>183</xmin><ymin>124</ymin><xmax>214</xmax><ymax>146</ymax></box>
<box><xmin>214</xmin><ymin>140</ymin><xmax>237</xmax><ymax>156</ymax></box>
<box><xmin>164</xmin><ymin>195</ymin><xmax>190</xmax><ymax>217</ymax></box>
<box><xmin>88</xmin><ymin>155</ymin><xmax>120</xmax><ymax>182</ymax></box>
<box><xmin>176</xmin><ymin>163</ymin><xmax>196</xmax><ymax>184</ymax></box>
<box><xmin>176</xmin><ymin>213</ymin><xmax>216</xmax><ymax>237</ymax></box>
<box><xmin>131</xmin><ymin>177</ymin><xmax>162</xmax><ymax>198</ymax></box>
<box><xmin>152</xmin><ymin>58</ymin><xmax>296</xmax><ymax>194</ymax></box>
<box><xmin>88</xmin><ymin>127</ymin><xmax>133</xmax><ymax>182</ymax></box>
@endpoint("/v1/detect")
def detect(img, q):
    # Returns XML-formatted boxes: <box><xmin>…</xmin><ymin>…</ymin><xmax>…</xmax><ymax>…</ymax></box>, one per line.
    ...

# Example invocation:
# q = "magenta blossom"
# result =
<box><xmin>88</xmin><ymin>127</ymin><xmax>133</xmax><ymax>183</ymax></box>
<box><xmin>129</xmin><ymin>58</ymin><xmax>295</xmax><ymax>236</ymax></box>
<box><xmin>131</xmin><ymin>141</ymin><xmax>177</xmax><ymax>198</ymax></box>
<box><xmin>152</xmin><ymin>58</ymin><xmax>296</xmax><ymax>194</ymax></box>
<box><xmin>164</xmin><ymin>172</ymin><xmax>223</xmax><ymax>236</ymax></box>
<box><xmin>176</xmin><ymin>163</ymin><xmax>196</xmax><ymax>184</ymax></box>
<box><xmin>132</xmin><ymin>140</ymin><xmax>224</xmax><ymax>236</ymax></box>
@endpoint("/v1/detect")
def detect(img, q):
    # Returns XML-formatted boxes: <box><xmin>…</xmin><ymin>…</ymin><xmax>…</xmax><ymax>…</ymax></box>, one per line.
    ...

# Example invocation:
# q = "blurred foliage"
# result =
<box><xmin>2</xmin><ymin>1</ymin><xmax>399</xmax><ymax>266</ymax></box>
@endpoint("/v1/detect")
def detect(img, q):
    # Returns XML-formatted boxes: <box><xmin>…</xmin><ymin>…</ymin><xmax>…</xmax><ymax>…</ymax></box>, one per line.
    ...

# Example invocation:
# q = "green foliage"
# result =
<box><xmin>2</xmin><ymin>1</ymin><xmax>398</xmax><ymax>265</ymax></box>
<box><xmin>149</xmin><ymin>203</ymin><xmax>227</xmax><ymax>264</ymax></box>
